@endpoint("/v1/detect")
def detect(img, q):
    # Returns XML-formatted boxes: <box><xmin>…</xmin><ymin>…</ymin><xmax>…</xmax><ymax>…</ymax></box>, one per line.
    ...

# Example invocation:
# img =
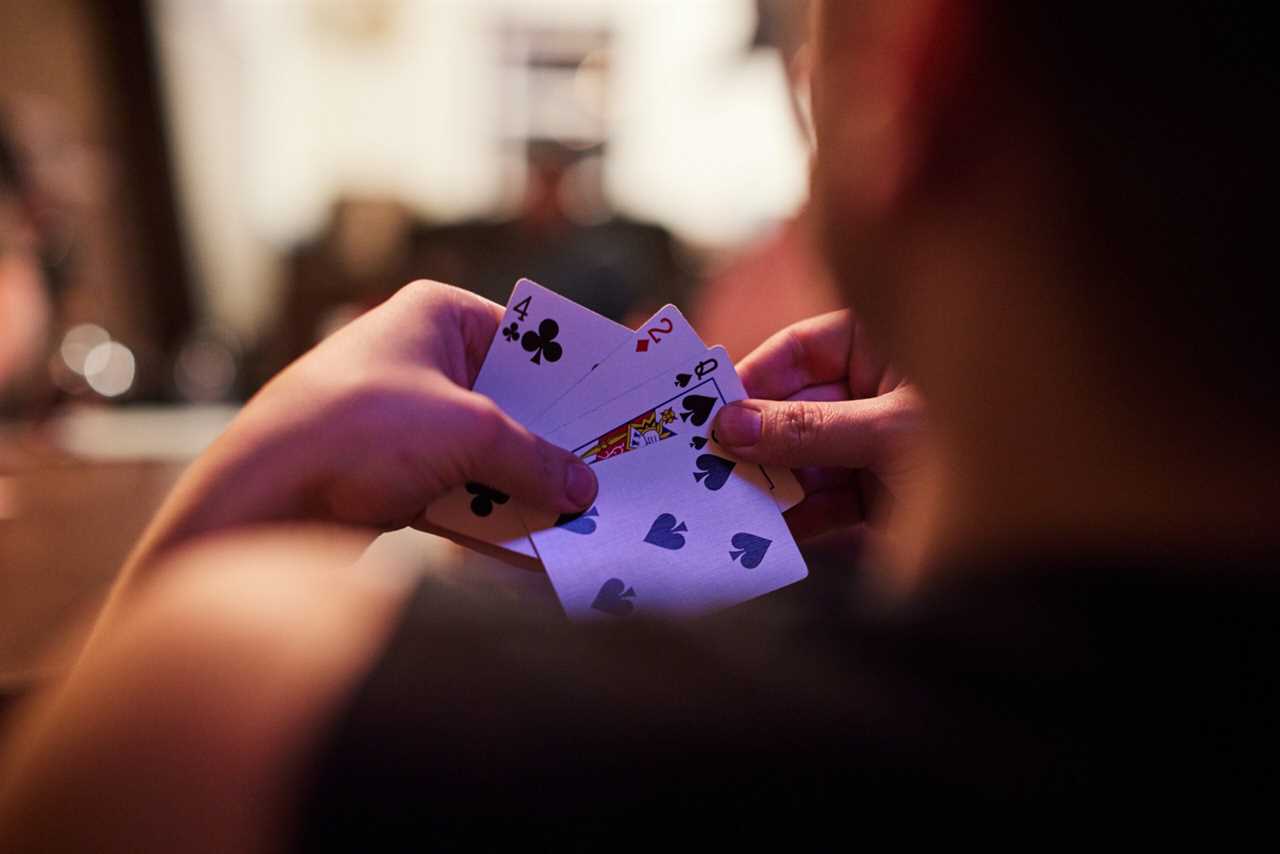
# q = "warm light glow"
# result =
<box><xmin>84</xmin><ymin>341</ymin><xmax>137</xmax><ymax>398</ymax></box>
<box><xmin>59</xmin><ymin>324</ymin><xmax>111</xmax><ymax>376</ymax></box>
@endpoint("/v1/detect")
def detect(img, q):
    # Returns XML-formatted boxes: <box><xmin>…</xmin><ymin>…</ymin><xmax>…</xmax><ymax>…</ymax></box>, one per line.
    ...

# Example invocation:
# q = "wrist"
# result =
<box><xmin>144</xmin><ymin>404</ymin><xmax>327</xmax><ymax>555</ymax></box>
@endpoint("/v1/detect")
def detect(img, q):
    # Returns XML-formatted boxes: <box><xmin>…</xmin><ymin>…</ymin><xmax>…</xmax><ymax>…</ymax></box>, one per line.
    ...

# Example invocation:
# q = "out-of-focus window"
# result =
<box><xmin>153</xmin><ymin>0</ymin><xmax>808</xmax><ymax>343</ymax></box>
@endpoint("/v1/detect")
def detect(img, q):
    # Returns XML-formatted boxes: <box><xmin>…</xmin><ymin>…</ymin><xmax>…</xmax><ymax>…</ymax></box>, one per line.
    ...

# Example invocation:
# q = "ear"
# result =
<box><xmin>812</xmin><ymin>0</ymin><xmax>978</xmax><ymax>218</ymax></box>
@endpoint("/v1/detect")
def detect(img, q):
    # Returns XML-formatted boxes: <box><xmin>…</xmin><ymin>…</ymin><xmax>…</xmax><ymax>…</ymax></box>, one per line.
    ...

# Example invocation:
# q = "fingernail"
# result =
<box><xmin>565</xmin><ymin>460</ymin><xmax>597</xmax><ymax>509</ymax></box>
<box><xmin>717</xmin><ymin>403</ymin><xmax>762</xmax><ymax>447</ymax></box>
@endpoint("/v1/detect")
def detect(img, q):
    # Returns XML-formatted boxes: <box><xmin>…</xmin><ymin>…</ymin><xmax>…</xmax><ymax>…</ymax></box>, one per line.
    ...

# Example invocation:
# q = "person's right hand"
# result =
<box><xmin>712</xmin><ymin>311</ymin><xmax>924</xmax><ymax>541</ymax></box>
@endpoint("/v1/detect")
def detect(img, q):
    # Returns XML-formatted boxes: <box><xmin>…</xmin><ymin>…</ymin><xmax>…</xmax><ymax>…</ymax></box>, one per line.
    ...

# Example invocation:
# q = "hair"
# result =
<box><xmin>985</xmin><ymin>4</ymin><xmax>1277</xmax><ymax>407</ymax></box>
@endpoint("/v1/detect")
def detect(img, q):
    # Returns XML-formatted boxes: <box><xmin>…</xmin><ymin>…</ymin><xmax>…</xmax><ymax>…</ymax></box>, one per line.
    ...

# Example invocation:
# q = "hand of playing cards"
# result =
<box><xmin>425</xmin><ymin>279</ymin><xmax>808</xmax><ymax>620</ymax></box>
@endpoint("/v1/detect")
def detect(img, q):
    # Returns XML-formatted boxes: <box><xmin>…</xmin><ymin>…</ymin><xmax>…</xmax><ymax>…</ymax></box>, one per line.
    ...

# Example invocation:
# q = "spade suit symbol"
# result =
<box><xmin>556</xmin><ymin>506</ymin><xmax>599</xmax><ymax>535</ymax></box>
<box><xmin>591</xmin><ymin>578</ymin><xmax>637</xmax><ymax>617</ymax></box>
<box><xmin>643</xmin><ymin>513</ymin><xmax>688</xmax><ymax>550</ymax></box>
<box><xmin>679</xmin><ymin>394</ymin><xmax>716</xmax><ymax>426</ymax></box>
<box><xmin>675</xmin><ymin>373</ymin><xmax>693</xmax><ymax>388</ymax></box>
<box><xmin>729</xmin><ymin>533</ymin><xmax>772</xmax><ymax>569</ymax></box>
<box><xmin>693</xmin><ymin>454</ymin><xmax>736</xmax><ymax>491</ymax></box>
<box><xmin>690</xmin><ymin>436</ymin><xmax>709</xmax><ymax>450</ymax></box>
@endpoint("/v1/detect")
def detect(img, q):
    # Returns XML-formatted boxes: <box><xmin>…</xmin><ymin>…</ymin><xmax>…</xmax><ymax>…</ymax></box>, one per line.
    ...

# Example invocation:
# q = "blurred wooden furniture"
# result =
<box><xmin>0</xmin><ymin>405</ymin><xmax>237</xmax><ymax>698</ymax></box>
<box><xmin>0</xmin><ymin>458</ymin><xmax>184</xmax><ymax>686</ymax></box>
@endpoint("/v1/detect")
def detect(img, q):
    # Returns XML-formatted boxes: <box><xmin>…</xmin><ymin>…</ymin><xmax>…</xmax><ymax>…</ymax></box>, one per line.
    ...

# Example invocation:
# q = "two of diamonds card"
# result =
<box><xmin>423</xmin><ymin>279</ymin><xmax>808</xmax><ymax>620</ymax></box>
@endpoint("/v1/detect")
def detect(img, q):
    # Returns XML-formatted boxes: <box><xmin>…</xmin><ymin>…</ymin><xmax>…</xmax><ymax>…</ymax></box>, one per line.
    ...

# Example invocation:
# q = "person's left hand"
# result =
<box><xmin>135</xmin><ymin>281</ymin><xmax>599</xmax><ymax>563</ymax></box>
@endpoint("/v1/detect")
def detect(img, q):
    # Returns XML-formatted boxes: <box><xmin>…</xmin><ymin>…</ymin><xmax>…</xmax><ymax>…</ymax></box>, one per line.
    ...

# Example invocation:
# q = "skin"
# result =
<box><xmin>5</xmin><ymin>0</ymin><xmax>1277</xmax><ymax>849</ymax></box>
<box><xmin>110</xmin><ymin>281</ymin><xmax>596</xmax><ymax>594</ymax></box>
<box><xmin>1</xmin><ymin>282</ymin><xmax>599</xmax><ymax>851</ymax></box>
<box><xmin>723</xmin><ymin>0</ymin><xmax>1280</xmax><ymax>584</ymax></box>
<box><xmin>0</xmin><ymin>195</ymin><xmax>51</xmax><ymax>402</ymax></box>
<box><xmin>716</xmin><ymin>310</ymin><xmax>923</xmax><ymax>544</ymax></box>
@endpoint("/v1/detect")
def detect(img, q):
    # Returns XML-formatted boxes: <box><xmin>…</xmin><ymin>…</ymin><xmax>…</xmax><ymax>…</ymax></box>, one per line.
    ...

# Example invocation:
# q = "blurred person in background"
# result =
<box><xmin>264</xmin><ymin>142</ymin><xmax>690</xmax><ymax>382</ymax></box>
<box><xmin>2</xmin><ymin>2</ymin><xmax>1279</xmax><ymax>850</ymax></box>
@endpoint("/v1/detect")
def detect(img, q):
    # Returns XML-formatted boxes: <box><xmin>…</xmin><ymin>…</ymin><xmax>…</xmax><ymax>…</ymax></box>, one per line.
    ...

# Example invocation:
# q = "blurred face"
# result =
<box><xmin>807</xmin><ymin>1</ymin><xmax>928</xmax><ymax>357</ymax></box>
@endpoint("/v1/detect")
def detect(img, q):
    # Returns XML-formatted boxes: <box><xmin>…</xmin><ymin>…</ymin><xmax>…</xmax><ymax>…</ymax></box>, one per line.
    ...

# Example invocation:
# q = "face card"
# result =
<box><xmin>422</xmin><ymin>279</ymin><xmax>631</xmax><ymax>557</ymax></box>
<box><xmin>542</xmin><ymin>347</ymin><xmax>805</xmax><ymax>513</ymax></box>
<box><xmin>563</xmin><ymin>374</ymin><xmax>728</xmax><ymax>464</ymax></box>
<box><xmin>527</xmin><ymin>415</ymin><xmax>808</xmax><ymax>621</ymax></box>
<box><xmin>533</xmin><ymin>304</ymin><xmax>708</xmax><ymax>436</ymax></box>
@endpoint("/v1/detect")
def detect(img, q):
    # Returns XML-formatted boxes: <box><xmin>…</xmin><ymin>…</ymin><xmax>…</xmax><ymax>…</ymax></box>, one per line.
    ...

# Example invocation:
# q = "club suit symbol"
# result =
<box><xmin>502</xmin><ymin>322</ymin><xmax>520</xmax><ymax>342</ymax></box>
<box><xmin>730</xmin><ymin>533</ymin><xmax>772</xmax><ymax>569</ymax></box>
<box><xmin>522</xmin><ymin>318</ymin><xmax>563</xmax><ymax>365</ymax></box>
<box><xmin>693</xmin><ymin>454</ymin><xmax>736</xmax><ymax>491</ymax></box>
<box><xmin>556</xmin><ymin>506</ymin><xmax>600</xmax><ymax>535</ymax></box>
<box><xmin>465</xmin><ymin>482</ymin><xmax>510</xmax><ymax>517</ymax></box>
<box><xmin>643</xmin><ymin>513</ymin><xmax>688</xmax><ymax>550</ymax></box>
<box><xmin>680</xmin><ymin>394</ymin><xmax>716</xmax><ymax>426</ymax></box>
<box><xmin>592</xmin><ymin>578</ymin><xmax>637</xmax><ymax>617</ymax></box>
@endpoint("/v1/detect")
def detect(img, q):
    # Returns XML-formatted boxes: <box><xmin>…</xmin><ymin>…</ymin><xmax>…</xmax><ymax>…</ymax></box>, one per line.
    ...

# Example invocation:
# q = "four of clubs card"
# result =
<box><xmin>424</xmin><ymin>279</ymin><xmax>807</xmax><ymax>620</ymax></box>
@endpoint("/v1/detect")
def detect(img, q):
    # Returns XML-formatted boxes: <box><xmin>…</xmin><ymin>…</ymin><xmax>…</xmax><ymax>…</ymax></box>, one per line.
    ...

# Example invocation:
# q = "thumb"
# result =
<box><xmin>713</xmin><ymin>391</ymin><xmax>912</xmax><ymax>470</ymax></box>
<box><xmin>457</xmin><ymin>395</ymin><xmax>598</xmax><ymax>516</ymax></box>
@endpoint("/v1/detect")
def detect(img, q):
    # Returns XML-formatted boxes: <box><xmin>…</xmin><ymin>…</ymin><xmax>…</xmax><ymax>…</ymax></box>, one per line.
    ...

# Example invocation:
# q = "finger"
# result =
<box><xmin>393</xmin><ymin>281</ymin><xmax>507</xmax><ymax>383</ymax></box>
<box><xmin>459</xmin><ymin>393</ymin><xmax>599</xmax><ymax>516</ymax></box>
<box><xmin>714</xmin><ymin>387</ymin><xmax>917</xmax><ymax>470</ymax></box>
<box><xmin>448</xmin><ymin>289</ymin><xmax>507</xmax><ymax>377</ymax></box>
<box><xmin>736</xmin><ymin>310</ymin><xmax>854</xmax><ymax>400</ymax></box>
<box><xmin>787</xmin><ymin>382</ymin><xmax>849</xmax><ymax>404</ymax></box>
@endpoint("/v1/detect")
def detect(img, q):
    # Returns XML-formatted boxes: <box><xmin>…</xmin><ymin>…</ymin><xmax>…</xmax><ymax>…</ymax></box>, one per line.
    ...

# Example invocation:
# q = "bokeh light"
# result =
<box><xmin>83</xmin><ymin>341</ymin><xmax>136</xmax><ymax>398</ymax></box>
<box><xmin>59</xmin><ymin>324</ymin><xmax>110</xmax><ymax>376</ymax></box>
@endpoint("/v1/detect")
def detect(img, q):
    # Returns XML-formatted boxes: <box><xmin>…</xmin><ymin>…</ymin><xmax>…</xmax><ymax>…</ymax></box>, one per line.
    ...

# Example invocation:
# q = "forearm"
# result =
<box><xmin>94</xmin><ymin>400</ymin><xmax>372</xmax><ymax>652</ymax></box>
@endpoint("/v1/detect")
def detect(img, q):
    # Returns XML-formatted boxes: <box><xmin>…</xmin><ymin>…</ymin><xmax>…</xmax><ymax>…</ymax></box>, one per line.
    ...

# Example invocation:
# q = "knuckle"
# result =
<box><xmin>531</xmin><ymin>440</ymin><xmax>560</xmax><ymax>493</ymax></box>
<box><xmin>398</xmin><ymin>279</ymin><xmax>449</xmax><ymax>303</ymax></box>
<box><xmin>395</xmin><ymin>279</ymin><xmax>467</xmax><ymax>316</ymax></box>
<box><xmin>780</xmin><ymin>326</ymin><xmax>810</xmax><ymax>377</ymax></box>
<box><xmin>773</xmin><ymin>402</ymin><xmax>823</xmax><ymax>454</ymax></box>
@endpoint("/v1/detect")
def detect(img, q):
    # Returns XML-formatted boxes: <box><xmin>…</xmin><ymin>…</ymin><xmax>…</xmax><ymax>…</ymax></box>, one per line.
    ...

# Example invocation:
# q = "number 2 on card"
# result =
<box><xmin>636</xmin><ymin>317</ymin><xmax>674</xmax><ymax>353</ymax></box>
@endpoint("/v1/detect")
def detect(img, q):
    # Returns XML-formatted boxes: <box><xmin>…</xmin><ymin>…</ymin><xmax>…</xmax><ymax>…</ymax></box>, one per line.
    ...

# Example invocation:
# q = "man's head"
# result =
<box><xmin>809</xmin><ymin>2</ymin><xmax>1275</xmax><ymax>424</ymax></box>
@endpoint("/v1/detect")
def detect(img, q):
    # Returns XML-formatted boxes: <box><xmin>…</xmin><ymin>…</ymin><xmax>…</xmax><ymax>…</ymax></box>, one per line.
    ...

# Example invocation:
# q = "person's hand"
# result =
<box><xmin>137</xmin><ymin>282</ymin><xmax>598</xmax><ymax>559</ymax></box>
<box><xmin>712</xmin><ymin>310</ymin><xmax>924</xmax><ymax>541</ymax></box>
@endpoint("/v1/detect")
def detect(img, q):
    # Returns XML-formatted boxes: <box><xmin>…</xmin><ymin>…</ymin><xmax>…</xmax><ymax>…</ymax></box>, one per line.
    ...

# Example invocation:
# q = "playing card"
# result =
<box><xmin>527</xmin><ymin>386</ymin><xmax>808</xmax><ymax>619</ymax></box>
<box><xmin>422</xmin><ymin>279</ymin><xmax>631</xmax><ymax>557</ymax></box>
<box><xmin>534</xmin><ymin>304</ymin><xmax>708</xmax><ymax>435</ymax></box>
<box><xmin>542</xmin><ymin>347</ymin><xmax>805</xmax><ymax>512</ymax></box>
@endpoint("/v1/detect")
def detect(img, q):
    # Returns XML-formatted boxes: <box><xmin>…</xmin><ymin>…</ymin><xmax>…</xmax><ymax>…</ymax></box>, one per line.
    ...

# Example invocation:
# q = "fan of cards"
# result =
<box><xmin>425</xmin><ymin>279</ymin><xmax>808</xmax><ymax>620</ymax></box>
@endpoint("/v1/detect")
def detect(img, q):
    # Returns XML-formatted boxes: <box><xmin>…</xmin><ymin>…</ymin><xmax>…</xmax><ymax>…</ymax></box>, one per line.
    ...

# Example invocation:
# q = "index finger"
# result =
<box><xmin>736</xmin><ymin>310</ymin><xmax>855</xmax><ymax>401</ymax></box>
